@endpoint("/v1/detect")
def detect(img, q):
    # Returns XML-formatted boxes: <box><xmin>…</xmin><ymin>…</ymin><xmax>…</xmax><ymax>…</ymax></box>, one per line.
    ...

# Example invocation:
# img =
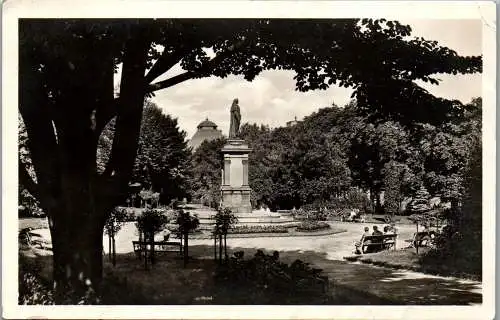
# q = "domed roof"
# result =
<box><xmin>197</xmin><ymin>118</ymin><xmax>217</xmax><ymax>129</ymax></box>
<box><xmin>188</xmin><ymin>118</ymin><xmax>223</xmax><ymax>151</ymax></box>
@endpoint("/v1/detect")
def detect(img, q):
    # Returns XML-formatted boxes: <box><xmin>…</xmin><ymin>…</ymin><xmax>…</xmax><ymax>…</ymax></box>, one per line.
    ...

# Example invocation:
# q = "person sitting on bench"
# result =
<box><xmin>354</xmin><ymin>227</ymin><xmax>371</xmax><ymax>254</ymax></box>
<box><xmin>383</xmin><ymin>225</ymin><xmax>396</xmax><ymax>235</ymax></box>
<box><xmin>389</xmin><ymin>222</ymin><xmax>398</xmax><ymax>235</ymax></box>
<box><xmin>163</xmin><ymin>229</ymin><xmax>171</xmax><ymax>241</ymax></box>
<box><xmin>369</xmin><ymin>226</ymin><xmax>384</xmax><ymax>251</ymax></box>
<box><xmin>372</xmin><ymin>225</ymin><xmax>383</xmax><ymax>236</ymax></box>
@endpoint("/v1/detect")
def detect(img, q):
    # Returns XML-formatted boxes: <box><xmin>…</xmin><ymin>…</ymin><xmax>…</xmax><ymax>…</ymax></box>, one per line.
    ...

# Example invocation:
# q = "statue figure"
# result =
<box><xmin>229</xmin><ymin>98</ymin><xmax>241</xmax><ymax>139</ymax></box>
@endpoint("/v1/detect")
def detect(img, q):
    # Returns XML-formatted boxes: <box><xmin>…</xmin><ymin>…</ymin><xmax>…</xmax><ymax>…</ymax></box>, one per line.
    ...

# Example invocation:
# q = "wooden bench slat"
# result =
<box><xmin>133</xmin><ymin>240</ymin><xmax>182</xmax><ymax>253</ymax></box>
<box><xmin>357</xmin><ymin>234</ymin><xmax>398</xmax><ymax>254</ymax></box>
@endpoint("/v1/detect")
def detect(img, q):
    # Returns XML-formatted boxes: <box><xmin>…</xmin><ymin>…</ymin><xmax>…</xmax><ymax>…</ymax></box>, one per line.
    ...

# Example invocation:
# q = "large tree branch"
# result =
<box><xmin>96</xmin><ymin>47</ymin><xmax>194</xmax><ymax>137</ymax></box>
<box><xmin>148</xmin><ymin>38</ymin><xmax>248</xmax><ymax>93</ymax></box>
<box><xmin>104</xmin><ymin>33</ymin><xmax>150</xmax><ymax>189</ymax></box>
<box><xmin>102</xmin><ymin>149</ymin><xmax>115</xmax><ymax>178</ymax></box>
<box><xmin>99</xmin><ymin>39</ymin><xmax>248</xmax><ymax>132</ymax></box>
<box><xmin>148</xmin><ymin>71</ymin><xmax>195</xmax><ymax>92</ymax></box>
<box><xmin>94</xmin><ymin>55</ymin><xmax>117</xmax><ymax>137</ymax></box>
<box><xmin>19</xmin><ymin>57</ymin><xmax>61</xmax><ymax>206</ymax></box>
<box><xmin>145</xmin><ymin>47</ymin><xmax>194</xmax><ymax>84</ymax></box>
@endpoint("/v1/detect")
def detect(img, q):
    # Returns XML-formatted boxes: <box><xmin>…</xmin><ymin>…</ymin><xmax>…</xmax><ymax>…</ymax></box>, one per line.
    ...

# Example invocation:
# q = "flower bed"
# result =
<box><xmin>296</xmin><ymin>221</ymin><xmax>331</xmax><ymax>232</ymax></box>
<box><xmin>228</xmin><ymin>225</ymin><xmax>289</xmax><ymax>234</ymax></box>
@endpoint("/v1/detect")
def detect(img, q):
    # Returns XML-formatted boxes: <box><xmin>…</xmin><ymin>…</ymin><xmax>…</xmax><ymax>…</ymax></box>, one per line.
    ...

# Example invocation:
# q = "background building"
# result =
<box><xmin>187</xmin><ymin>118</ymin><xmax>223</xmax><ymax>150</ymax></box>
<box><xmin>286</xmin><ymin>116</ymin><xmax>299</xmax><ymax>127</ymax></box>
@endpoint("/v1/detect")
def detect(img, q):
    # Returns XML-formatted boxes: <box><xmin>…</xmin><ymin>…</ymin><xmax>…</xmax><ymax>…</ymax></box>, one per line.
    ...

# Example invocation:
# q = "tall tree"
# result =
<box><xmin>239</xmin><ymin>123</ymin><xmax>273</xmax><ymax>208</ymax></box>
<box><xmin>19</xmin><ymin>19</ymin><xmax>481</xmax><ymax>302</ymax></box>
<box><xmin>132</xmin><ymin>101</ymin><xmax>191</xmax><ymax>203</ymax></box>
<box><xmin>190</xmin><ymin>138</ymin><xmax>227</xmax><ymax>208</ymax></box>
<box><xmin>417</xmin><ymin>98</ymin><xmax>482</xmax><ymax>209</ymax></box>
<box><xmin>382</xmin><ymin>161</ymin><xmax>407</xmax><ymax>216</ymax></box>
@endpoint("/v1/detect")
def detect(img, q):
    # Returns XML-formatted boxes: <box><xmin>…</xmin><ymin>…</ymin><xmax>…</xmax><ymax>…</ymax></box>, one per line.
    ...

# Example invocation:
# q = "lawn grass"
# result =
<box><xmin>345</xmin><ymin>247</ymin><xmax>481</xmax><ymax>281</ymax></box>
<box><xmin>19</xmin><ymin>247</ymin><xmax>217</xmax><ymax>305</ymax></box>
<box><xmin>19</xmin><ymin>217</ymin><xmax>49</xmax><ymax>230</ymax></box>
<box><xmin>20</xmin><ymin>245</ymin><xmax>391</xmax><ymax>305</ymax></box>
<box><xmin>102</xmin><ymin>252</ymin><xmax>217</xmax><ymax>304</ymax></box>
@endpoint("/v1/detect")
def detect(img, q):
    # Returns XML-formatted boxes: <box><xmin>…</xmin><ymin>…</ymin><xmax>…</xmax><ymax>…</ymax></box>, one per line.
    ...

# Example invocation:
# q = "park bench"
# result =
<box><xmin>406</xmin><ymin>231</ymin><xmax>436</xmax><ymax>248</ymax></box>
<box><xmin>132</xmin><ymin>240</ymin><xmax>182</xmax><ymax>259</ymax></box>
<box><xmin>359</xmin><ymin>234</ymin><xmax>398</xmax><ymax>254</ymax></box>
<box><xmin>353</xmin><ymin>215</ymin><xmax>366</xmax><ymax>223</ymax></box>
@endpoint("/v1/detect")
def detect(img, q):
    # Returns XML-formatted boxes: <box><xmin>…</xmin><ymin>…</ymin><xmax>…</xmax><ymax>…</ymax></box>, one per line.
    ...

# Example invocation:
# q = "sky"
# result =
<box><xmin>132</xmin><ymin>19</ymin><xmax>482</xmax><ymax>139</ymax></box>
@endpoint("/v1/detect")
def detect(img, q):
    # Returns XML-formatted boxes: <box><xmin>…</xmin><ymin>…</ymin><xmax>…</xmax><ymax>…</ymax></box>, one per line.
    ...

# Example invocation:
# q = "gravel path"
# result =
<box><xmin>31</xmin><ymin>221</ymin><xmax>416</xmax><ymax>260</ymax></box>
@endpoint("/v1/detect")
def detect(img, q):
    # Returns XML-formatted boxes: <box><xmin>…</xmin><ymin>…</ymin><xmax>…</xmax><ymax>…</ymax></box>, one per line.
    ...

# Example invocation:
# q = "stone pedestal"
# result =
<box><xmin>220</xmin><ymin>139</ymin><xmax>252</xmax><ymax>213</ymax></box>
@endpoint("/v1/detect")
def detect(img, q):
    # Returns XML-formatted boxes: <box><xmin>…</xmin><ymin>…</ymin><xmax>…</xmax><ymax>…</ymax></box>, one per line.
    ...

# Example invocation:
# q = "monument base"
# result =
<box><xmin>221</xmin><ymin>139</ymin><xmax>251</xmax><ymax>152</ymax></box>
<box><xmin>221</xmin><ymin>185</ymin><xmax>252</xmax><ymax>214</ymax></box>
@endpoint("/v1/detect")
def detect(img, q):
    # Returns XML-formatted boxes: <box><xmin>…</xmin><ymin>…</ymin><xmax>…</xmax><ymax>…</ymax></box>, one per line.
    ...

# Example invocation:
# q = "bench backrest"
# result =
<box><xmin>413</xmin><ymin>231</ymin><xmax>436</xmax><ymax>240</ymax></box>
<box><xmin>363</xmin><ymin>234</ymin><xmax>397</xmax><ymax>242</ymax></box>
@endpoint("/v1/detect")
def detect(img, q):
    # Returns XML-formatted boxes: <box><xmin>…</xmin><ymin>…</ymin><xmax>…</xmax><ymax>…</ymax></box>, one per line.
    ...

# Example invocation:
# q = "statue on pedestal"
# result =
<box><xmin>229</xmin><ymin>98</ymin><xmax>241</xmax><ymax>139</ymax></box>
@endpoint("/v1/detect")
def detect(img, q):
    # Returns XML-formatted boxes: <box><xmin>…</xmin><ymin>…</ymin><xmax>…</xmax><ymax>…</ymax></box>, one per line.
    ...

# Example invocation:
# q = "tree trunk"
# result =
<box><xmin>224</xmin><ymin>234</ymin><xmax>227</xmax><ymax>260</ymax></box>
<box><xmin>214</xmin><ymin>235</ymin><xmax>217</xmax><ymax>261</ymax></box>
<box><xmin>150</xmin><ymin>232</ymin><xmax>155</xmax><ymax>265</ymax></box>
<box><xmin>144</xmin><ymin>231</ymin><xmax>148</xmax><ymax>270</ymax></box>
<box><xmin>20</xmin><ymin>25</ymin><xmax>150</xmax><ymax>304</ymax></box>
<box><xmin>112</xmin><ymin>235</ymin><xmax>116</xmax><ymax>267</ymax></box>
<box><xmin>369</xmin><ymin>189</ymin><xmax>376</xmax><ymax>213</ymax></box>
<box><xmin>108</xmin><ymin>235</ymin><xmax>112</xmax><ymax>260</ymax></box>
<box><xmin>49</xmin><ymin>207</ymin><xmax>107</xmax><ymax>304</ymax></box>
<box><xmin>375</xmin><ymin>191</ymin><xmax>382</xmax><ymax>214</ymax></box>
<box><xmin>183</xmin><ymin>232</ymin><xmax>188</xmax><ymax>267</ymax></box>
<box><xmin>415</xmin><ymin>223</ymin><xmax>419</xmax><ymax>255</ymax></box>
<box><xmin>450</xmin><ymin>198</ymin><xmax>460</xmax><ymax>226</ymax></box>
<box><xmin>219</xmin><ymin>235</ymin><xmax>223</xmax><ymax>263</ymax></box>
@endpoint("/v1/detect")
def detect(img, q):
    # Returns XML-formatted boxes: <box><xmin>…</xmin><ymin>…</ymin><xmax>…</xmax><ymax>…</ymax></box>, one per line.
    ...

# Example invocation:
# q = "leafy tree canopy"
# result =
<box><xmin>190</xmin><ymin>138</ymin><xmax>227</xmax><ymax>207</ymax></box>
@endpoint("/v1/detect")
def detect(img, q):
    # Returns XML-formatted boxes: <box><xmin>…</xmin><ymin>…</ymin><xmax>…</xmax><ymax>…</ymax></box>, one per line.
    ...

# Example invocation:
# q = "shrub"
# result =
<box><xmin>104</xmin><ymin>207</ymin><xmax>127</xmax><ymax>235</ymax></box>
<box><xmin>292</xmin><ymin>209</ymin><xmax>328</xmax><ymax>222</ymax></box>
<box><xmin>135</xmin><ymin>209</ymin><xmax>169</xmax><ymax>240</ymax></box>
<box><xmin>296</xmin><ymin>221</ymin><xmax>331</xmax><ymax>232</ymax></box>
<box><xmin>164</xmin><ymin>209</ymin><xmax>178</xmax><ymax>221</ymax></box>
<box><xmin>175</xmin><ymin>209</ymin><xmax>200</xmax><ymax>266</ymax></box>
<box><xmin>119</xmin><ymin>207</ymin><xmax>142</xmax><ymax>221</ymax></box>
<box><xmin>407</xmin><ymin>186</ymin><xmax>431</xmax><ymax>214</ymax></box>
<box><xmin>19</xmin><ymin>188</ymin><xmax>46</xmax><ymax>218</ymax></box>
<box><xmin>19</xmin><ymin>256</ymin><xmax>54</xmax><ymax>305</ymax></box>
<box><xmin>213</xmin><ymin>250</ymin><xmax>330</xmax><ymax>304</ymax></box>
<box><xmin>213</xmin><ymin>207</ymin><xmax>238</xmax><ymax>236</ymax></box>
<box><xmin>325</xmin><ymin>188</ymin><xmax>371</xmax><ymax>213</ymax></box>
<box><xmin>383</xmin><ymin>161</ymin><xmax>406</xmax><ymax>216</ymax></box>
<box><xmin>175</xmin><ymin>209</ymin><xmax>200</xmax><ymax>235</ymax></box>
